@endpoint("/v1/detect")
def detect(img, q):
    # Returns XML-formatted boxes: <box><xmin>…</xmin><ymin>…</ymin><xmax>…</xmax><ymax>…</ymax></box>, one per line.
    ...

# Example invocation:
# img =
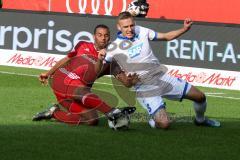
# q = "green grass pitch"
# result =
<box><xmin>0</xmin><ymin>65</ymin><xmax>240</xmax><ymax>160</ymax></box>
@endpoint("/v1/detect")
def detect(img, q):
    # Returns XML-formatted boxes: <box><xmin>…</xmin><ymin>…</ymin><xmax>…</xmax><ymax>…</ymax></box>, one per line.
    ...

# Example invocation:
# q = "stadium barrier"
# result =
<box><xmin>3</xmin><ymin>0</ymin><xmax>240</xmax><ymax>24</ymax></box>
<box><xmin>0</xmin><ymin>10</ymin><xmax>239</xmax><ymax>90</ymax></box>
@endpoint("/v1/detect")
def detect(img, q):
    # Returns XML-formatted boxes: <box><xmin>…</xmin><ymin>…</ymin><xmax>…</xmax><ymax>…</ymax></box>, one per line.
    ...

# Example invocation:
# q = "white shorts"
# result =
<box><xmin>135</xmin><ymin>73</ymin><xmax>192</xmax><ymax>115</ymax></box>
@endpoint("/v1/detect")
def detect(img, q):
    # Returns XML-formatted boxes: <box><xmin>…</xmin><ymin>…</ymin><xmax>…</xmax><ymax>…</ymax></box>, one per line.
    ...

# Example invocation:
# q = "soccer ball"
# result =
<box><xmin>127</xmin><ymin>0</ymin><xmax>149</xmax><ymax>17</ymax></box>
<box><xmin>108</xmin><ymin>114</ymin><xmax>130</xmax><ymax>130</ymax></box>
<box><xmin>127</xmin><ymin>1</ymin><xmax>141</xmax><ymax>16</ymax></box>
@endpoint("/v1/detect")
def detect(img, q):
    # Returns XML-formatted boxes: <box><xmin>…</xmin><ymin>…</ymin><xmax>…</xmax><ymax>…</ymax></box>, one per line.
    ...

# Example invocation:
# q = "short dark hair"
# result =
<box><xmin>94</xmin><ymin>24</ymin><xmax>110</xmax><ymax>34</ymax></box>
<box><xmin>117</xmin><ymin>11</ymin><xmax>134</xmax><ymax>22</ymax></box>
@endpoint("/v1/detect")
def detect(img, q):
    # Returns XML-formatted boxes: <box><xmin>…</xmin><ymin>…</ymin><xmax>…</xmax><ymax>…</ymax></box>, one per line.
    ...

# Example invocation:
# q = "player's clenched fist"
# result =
<box><xmin>98</xmin><ymin>49</ymin><xmax>107</xmax><ymax>61</ymax></box>
<box><xmin>183</xmin><ymin>18</ymin><xmax>193</xmax><ymax>30</ymax></box>
<box><xmin>39</xmin><ymin>72</ymin><xmax>49</xmax><ymax>85</ymax></box>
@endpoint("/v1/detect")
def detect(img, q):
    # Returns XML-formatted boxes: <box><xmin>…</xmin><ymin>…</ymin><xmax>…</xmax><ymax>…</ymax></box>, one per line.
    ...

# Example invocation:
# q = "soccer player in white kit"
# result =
<box><xmin>105</xmin><ymin>12</ymin><xmax>220</xmax><ymax>129</ymax></box>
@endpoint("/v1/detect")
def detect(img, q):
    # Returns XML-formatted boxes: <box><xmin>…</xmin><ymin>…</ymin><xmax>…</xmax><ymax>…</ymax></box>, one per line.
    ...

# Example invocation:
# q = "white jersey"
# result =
<box><xmin>105</xmin><ymin>26</ymin><xmax>160</xmax><ymax>78</ymax></box>
<box><xmin>106</xmin><ymin>26</ymin><xmax>191</xmax><ymax>116</ymax></box>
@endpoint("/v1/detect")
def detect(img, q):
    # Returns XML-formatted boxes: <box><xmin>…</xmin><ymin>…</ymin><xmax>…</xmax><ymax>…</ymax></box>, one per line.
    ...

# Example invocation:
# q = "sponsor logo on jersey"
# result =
<box><xmin>128</xmin><ymin>43</ymin><xmax>143</xmax><ymax>58</ymax></box>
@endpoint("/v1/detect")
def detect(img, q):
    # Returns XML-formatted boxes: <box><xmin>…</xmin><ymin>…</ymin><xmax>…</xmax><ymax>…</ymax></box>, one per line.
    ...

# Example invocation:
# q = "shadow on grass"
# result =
<box><xmin>0</xmin><ymin>119</ymin><xmax>240</xmax><ymax>160</ymax></box>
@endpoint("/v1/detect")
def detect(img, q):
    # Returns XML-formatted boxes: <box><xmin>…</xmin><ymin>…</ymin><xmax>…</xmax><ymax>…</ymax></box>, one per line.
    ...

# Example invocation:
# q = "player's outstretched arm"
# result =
<box><xmin>39</xmin><ymin>56</ymin><xmax>70</xmax><ymax>85</ymax></box>
<box><xmin>157</xmin><ymin>18</ymin><xmax>193</xmax><ymax>41</ymax></box>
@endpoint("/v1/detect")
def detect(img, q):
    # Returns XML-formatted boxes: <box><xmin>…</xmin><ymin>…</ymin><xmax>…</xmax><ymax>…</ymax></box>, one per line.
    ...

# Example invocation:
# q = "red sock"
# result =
<box><xmin>82</xmin><ymin>93</ymin><xmax>112</xmax><ymax>113</ymax></box>
<box><xmin>53</xmin><ymin>110</ymin><xmax>82</xmax><ymax>124</ymax></box>
<box><xmin>53</xmin><ymin>102</ymin><xmax>99</xmax><ymax>125</ymax></box>
<box><xmin>53</xmin><ymin>101</ymin><xmax>85</xmax><ymax>124</ymax></box>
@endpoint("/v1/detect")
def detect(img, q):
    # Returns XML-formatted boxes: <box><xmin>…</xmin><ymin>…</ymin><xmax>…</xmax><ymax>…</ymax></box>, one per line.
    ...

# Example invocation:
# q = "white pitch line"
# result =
<box><xmin>0</xmin><ymin>71</ymin><xmax>37</xmax><ymax>77</ymax></box>
<box><xmin>1</xmin><ymin>70</ymin><xmax>240</xmax><ymax>100</ymax></box>
<box><xmin>205</xmin><ymin>92</ymin><xmax>224</xmax><ymax>95</ymax></box>
<box><xmin>207</xmin><ymin>95</ymin><xmax>240</xmax><ymax>100</ymax></box>
<box><xmin>0</xmin><ymin>70</ymin><xmax>120</xmax><ymax>86</ymax></box>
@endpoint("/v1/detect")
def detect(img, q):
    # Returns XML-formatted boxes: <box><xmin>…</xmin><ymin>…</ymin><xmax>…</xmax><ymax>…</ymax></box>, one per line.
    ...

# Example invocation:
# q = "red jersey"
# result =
<box><xmin>55</xmin><ymin>41</ymin><xmax>99</xmax><ymax>88</ymax></box>
<box><xmin>51</xmin><ymin>41</ymin><xmax>122</xmax><ymax>99</ymax></box>
<box><xmin>67</xmin><ymin>41</ymin><xmax>98</xmax><ymax>58</ymax></box>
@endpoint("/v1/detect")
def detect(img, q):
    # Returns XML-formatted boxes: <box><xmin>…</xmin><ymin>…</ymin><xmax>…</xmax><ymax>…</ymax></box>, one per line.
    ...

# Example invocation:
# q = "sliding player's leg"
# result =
<box><xmin>184</xmin><ymin>85</ymin><xmax>221</xmax><ymax>127</ymax></box>
<box><xmin>53</xmin><ymin>100</ymin><xmax>99</xmax><ymax>125</ymax></box>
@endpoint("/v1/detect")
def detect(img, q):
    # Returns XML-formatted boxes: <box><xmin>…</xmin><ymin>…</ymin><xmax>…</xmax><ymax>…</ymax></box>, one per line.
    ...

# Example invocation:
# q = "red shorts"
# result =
<box><xmin>50</xmin><ymin>65</ymin><xmax>92</xmax><ymax>112</ymax></box>
<box><xmin>49</xmin><ymin>54</ymin><xmax>100</xmax><ymax>124</ymax></box>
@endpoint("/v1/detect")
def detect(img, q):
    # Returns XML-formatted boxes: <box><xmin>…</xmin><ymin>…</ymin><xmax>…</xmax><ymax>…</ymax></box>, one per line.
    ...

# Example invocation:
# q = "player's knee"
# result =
<box><xmin>86</xmin><ymin>119</ymin><xmax>99</xmax><ymax>126</ymax></box>
<box><xmin>196</xmin><ymin>92</ymin><xmax>206</xmax><ymax>103</ymax></box>
<box><xmin>187</xmin><ymin>86</ymin><xmax>206</xmax><ymax>103</ymax></box>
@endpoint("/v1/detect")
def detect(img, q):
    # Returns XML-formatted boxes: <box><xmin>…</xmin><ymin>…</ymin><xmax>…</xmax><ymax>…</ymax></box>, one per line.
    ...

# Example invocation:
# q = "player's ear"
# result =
<box><xmin>117</xmin><ymin>24</ymin><xmax>121</xmax><ymax>31</ymax></box>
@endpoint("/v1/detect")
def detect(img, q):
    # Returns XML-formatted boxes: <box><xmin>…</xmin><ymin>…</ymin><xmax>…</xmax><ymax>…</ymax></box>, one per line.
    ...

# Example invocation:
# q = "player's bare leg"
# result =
<box><xmin>184</xmin><ymin>86</ymin><xmax>206</xmax><ymax>103</ymax></box>
<box><xmin>184</xmin><ymin>86</ymin><xmax>220</xmax><ymax>127</ymax></box>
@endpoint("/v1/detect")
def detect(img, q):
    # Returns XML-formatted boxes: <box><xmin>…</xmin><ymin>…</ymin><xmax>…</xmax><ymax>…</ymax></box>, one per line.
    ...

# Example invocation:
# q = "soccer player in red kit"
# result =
<box><xmin>34</xmin><ymin>24</ymin><xmax>137</xmax><ymax>125</ymax></box>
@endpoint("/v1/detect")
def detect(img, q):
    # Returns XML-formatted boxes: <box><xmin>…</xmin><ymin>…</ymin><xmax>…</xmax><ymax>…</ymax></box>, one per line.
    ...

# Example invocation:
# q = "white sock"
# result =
<box><xmin>193</xmin><ymin>100</ymin><xmax>207</xmax><ymax>123</ymax></box>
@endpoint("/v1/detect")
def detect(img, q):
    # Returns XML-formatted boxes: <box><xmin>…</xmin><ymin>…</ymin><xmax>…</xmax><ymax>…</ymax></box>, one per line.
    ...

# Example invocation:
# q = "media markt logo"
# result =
<box><xmin>195</xmin><ymin>72</ymin><xmax>207</xmax><ymax>83</ymax></box>
<box><xmin>168</xmin><ymin>69</ymin><xmax>236</xmax><ymax>87</ymax></box>
<box><xmin>7</xmin><ymin>53</ymin><xmax>58</xmax><ymax>67</ymax></box>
